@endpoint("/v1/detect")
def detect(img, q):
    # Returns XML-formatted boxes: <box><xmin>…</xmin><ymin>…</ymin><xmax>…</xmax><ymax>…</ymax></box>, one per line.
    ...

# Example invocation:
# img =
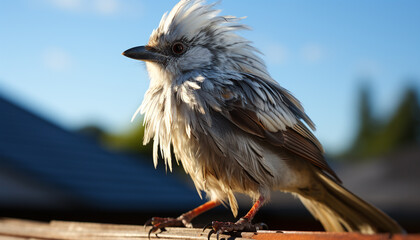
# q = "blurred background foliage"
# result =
<box><xmin>338</xmin><ymin>84</ymin><xmax>420</xmax><ymax>161</ymax></box>
<box><xmin>78</xmin><ymin>123</ymin><xmax>153</xmax><ymax>157</ymax></box>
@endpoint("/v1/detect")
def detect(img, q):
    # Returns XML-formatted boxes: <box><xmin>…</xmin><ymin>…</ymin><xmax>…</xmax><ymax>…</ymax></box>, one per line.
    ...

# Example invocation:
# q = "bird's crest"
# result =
<box><xmin>150</xmin><ymin>0</ymin><xmax>239</xmax><ymax>43</ymax></box>
<box><xmin>148</xmin><ymin>0</ymin><xmax>273</xmax><ymax>83</ymax></box>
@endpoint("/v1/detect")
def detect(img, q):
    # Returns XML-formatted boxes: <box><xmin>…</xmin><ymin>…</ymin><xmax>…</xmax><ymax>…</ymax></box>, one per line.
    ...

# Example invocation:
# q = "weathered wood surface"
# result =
<box><xmin>0</xmin><ymin>218</ymin><xmax>418</xmax><ymax>240</ymax></box>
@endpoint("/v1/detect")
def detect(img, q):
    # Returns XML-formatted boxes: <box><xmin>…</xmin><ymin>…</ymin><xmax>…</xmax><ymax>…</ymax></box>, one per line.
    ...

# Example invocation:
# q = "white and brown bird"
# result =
<box><xmin>122</xmin><ymin>0</ymin><xmax>404</xmax><ymax>237</ymax></box>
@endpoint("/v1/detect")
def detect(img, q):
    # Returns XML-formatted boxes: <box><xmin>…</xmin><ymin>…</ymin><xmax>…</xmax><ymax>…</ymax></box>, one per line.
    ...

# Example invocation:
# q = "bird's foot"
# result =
<box><xmin>144</xmin><ymin>216</ymin><xmax>192</xmax><ymax>239</ymax></box>
<box><xmin>203</xmin><ymin>218</ymin><xmax>268</xmax><ymax>240</ymax></box>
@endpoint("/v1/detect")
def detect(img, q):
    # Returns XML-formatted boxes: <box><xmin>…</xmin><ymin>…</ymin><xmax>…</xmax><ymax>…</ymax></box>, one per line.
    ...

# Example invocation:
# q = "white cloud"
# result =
<box><xmin>46</xmin><ymin>0</ymin><xmax>82</xmax><ymax>11</ymax></box>
<box><xmin>263</xmin><ymin>43</ymin><xmax>289</xmax><ymax>65</ymax></box>
<box><xmin>93</xmin><ymin>0</ymin><xmax>119</xmax><ymax>15</ymax></box>
<box><xmin>43</xmin><ymin>47</ymin><xmax>73</xmax><ymax>72</ymax></box>
<box><xmin>45</xmin><ymin>0</ymin><xmax>120</xmax><ymax>15</ymax></box>
<box><xmin>300</xmin><ymin>44</ymin><xmax>324</xmax><ymax>63</ymax></box>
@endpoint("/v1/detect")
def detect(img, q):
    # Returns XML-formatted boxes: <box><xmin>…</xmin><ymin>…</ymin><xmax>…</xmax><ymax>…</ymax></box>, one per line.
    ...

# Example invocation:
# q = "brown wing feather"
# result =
<box><xmin>293</xmin><ymin>121</ymin><xmax>324</xmax><ymax>153</ymax></box>
<box><xmin>227</xmin><ymin>105</ymin><xmax>341</xmax><ymax>183</ymax></box>
<box><xmin>229</xmin><ymin>108</ymin><xmax>265</xmax><ymax>138</ymax></box>
<box><xmin>269</xmin><ymin>128</ymin><xmax>341</xmax><ymax>183</ymax></box>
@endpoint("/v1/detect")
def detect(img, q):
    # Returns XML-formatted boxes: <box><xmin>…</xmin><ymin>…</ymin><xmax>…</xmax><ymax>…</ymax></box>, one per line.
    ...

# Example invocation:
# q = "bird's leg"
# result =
<box><xmin>205</xmin><ymin>196</ymin><xmax>268</xmax><ymax>239</ymax></box>
<box><xmin>145</xmin><ymin>200</ymin><xmax>221</xmax><ymax>236</ymax></box>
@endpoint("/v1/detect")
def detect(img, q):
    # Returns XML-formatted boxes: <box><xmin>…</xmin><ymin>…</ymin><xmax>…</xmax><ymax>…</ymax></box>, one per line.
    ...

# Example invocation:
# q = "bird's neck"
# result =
<box><xmin>145</xmin><ymin>62</ymin><xmax>175</xmax><ymax>87</ymax></box>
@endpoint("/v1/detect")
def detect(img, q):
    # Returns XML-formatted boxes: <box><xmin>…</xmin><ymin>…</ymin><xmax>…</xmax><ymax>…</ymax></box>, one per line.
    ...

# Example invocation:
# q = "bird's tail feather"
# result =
<box><xmin>298</xmin><ymin>171</ymin><xmax>405</xmax><ymax>234</ymax></box>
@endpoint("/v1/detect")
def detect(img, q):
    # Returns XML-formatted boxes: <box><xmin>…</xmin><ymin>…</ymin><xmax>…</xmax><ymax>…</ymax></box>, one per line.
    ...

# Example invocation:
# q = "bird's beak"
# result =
<box><xmin>122</xmin><ymin>46</ymin><xmax>166</xmax><ymax>63</ymax></box>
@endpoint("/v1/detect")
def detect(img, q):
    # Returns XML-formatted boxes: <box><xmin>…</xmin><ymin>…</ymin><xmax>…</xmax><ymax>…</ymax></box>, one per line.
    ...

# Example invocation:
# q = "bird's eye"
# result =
<box><xmin>172</xmin><ymin>42</ymin><xmax>186</xmax><ymax>55</ymax></box>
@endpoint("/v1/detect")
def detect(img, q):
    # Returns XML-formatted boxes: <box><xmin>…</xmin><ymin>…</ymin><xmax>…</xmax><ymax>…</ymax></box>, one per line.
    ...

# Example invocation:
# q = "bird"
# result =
<box><xmin>122</xmin><ymin>0</ymin><xmax>405</xmax><ymax>238</ymax></box>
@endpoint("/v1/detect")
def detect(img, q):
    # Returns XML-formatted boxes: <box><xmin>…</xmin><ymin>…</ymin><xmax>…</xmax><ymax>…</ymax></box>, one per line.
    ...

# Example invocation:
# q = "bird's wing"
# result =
<box><xmin>220</xmin><ymin>73</ymin><xmax>341</xmax><ymax>183</ymax></box>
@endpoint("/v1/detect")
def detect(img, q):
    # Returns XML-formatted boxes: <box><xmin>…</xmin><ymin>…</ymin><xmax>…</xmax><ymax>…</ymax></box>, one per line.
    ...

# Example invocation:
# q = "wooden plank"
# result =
<box><xmin>252</xmin><ymin>231</ymin><xmax>420</xmax><ymax>240</ymax></box>
<box><xmin>0</xmin><ymin>218</ymin><xmax>237</xmax><ymax>240</ymax></box>
<box><xmin>0</xmin><ymin>218</ymin><xmax>419</xmax><ymax>240</ymax></box>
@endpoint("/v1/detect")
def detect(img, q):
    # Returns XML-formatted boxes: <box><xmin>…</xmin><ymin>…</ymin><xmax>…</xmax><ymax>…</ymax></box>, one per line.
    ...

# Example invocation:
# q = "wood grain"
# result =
<box><xmin>0</xmin><ymin>218</ymin><xmax>418</xmax><ymax>240</ymax></box>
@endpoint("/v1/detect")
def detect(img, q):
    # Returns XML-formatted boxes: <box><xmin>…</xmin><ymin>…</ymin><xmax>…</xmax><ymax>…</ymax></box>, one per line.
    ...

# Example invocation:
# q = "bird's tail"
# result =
<box><xmin>298</xmin><ymin>171</ymin><xmax>405</xmax><ymax>234</ymax></box>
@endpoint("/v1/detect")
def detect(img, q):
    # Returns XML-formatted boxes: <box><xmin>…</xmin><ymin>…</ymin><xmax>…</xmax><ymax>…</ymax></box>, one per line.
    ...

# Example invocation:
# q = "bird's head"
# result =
<box><xmin>123</xmin><ymin>0</ymin><xmax>270</xmax><ymax>81</ymax></box>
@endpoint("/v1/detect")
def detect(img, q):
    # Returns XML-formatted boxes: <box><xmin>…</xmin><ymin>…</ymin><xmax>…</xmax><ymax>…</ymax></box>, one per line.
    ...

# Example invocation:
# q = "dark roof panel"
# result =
<box><xmin>0</xmin><ymin>95</ymin><xmax>202</xmax><ymax>211</ymax></box>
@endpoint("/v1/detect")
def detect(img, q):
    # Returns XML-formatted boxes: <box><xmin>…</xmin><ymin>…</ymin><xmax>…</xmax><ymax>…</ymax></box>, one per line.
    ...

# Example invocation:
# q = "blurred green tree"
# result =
<box><xmin>76</xmin><ymin>122</ymin><xmax>152</xmax><ymax>157</ymax></box>
<box><xmin>339</xmin><ymin>84</ymin><xmax>420</xmax><ymax>161</ymax></box>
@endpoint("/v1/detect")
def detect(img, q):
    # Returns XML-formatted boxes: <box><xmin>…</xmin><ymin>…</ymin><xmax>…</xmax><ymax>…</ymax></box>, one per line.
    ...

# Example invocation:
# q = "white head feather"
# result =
<box><xmin>146</xmin><ymin>0</ymin><xmax>273</xmax><ymax>82</ymax></box>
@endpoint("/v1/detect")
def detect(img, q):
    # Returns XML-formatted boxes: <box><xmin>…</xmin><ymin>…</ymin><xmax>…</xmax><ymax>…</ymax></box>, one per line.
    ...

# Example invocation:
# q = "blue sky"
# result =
<box><xmin>1</xmin><ymin>0</ymin><xmax>419</xmax><ymax>153</ymax></box>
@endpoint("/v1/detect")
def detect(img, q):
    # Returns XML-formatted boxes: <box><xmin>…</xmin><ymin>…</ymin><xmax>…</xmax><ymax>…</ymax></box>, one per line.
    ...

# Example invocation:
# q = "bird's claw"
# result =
<box><xmin>259</xmin><ymin>222</ymin><xmax>269</xmax><ymax>230</ymax></box>
<box><xmin>207</xmin><ymin>229</ymin><xmax>216</xmax><ymax>240</ymax></box>
<box><xmin>202</xmin><ymin>222</ymin><xmax>213</xmax><ymax>232</ymax></box>
<box><xmin>144</xmin><ymin>217</ymin><xmax>185</xmax><ymax>239</ymax></box>
<box><xmin>147</xmin><ymin>227</ymin><xmax>166</xmax><ymax>240</ymax></box>
<box><xmin>205</xmin><ymin>219</ymin><xmax>268</xmax><ymax>240</ymax></box>
<box><xmin>144</xmin><ymin>218</ymin><xmax>153</xmax><ymax>229</ymax></box>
